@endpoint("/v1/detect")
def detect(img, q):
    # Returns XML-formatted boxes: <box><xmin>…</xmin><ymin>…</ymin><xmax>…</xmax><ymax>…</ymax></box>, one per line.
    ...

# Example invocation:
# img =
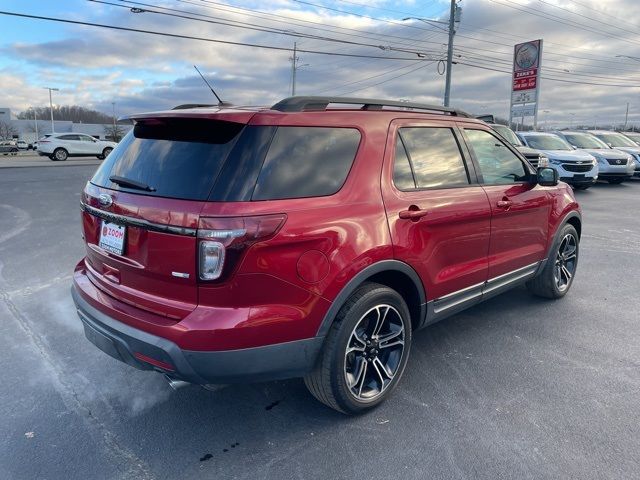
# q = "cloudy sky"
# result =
<box><xmin>1</xmin><ymin>0</ymin><xmax>640</xmax><ymax>128</ymax></box>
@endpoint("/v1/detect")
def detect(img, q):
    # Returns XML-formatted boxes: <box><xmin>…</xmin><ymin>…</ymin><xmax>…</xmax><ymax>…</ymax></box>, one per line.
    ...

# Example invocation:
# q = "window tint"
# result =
<box><xmin>465</xmin><ymin>129</ymin><xmax>528</xmax><ymax>185</ymax></box>
<box><xmin>91</xmin><ymin>118</ymin><xmax>244</xmax><ymax>201</ymax></box>
<box><xmin>58</xmin><ymin>134</ymin><xmax>78</xmax><ymax>141</ymax></box>
<box><xmin>251</xmin><ymin>127</ymin><xmax>360</xmax><ymax>201</ymax></box>
<box><xmin>393</xmin><ymin>137</ymin><xmax>416</xmax><ymax>190</ymax></box>
<box><xmin>398</xmin><ymin>127</ymin><xmax>469</xmax><ymax>189</ymax></box>
<box><xmin>79</xmin><ymin>135</ymin><xmax>95</xmax><ymax>142</ymax></box>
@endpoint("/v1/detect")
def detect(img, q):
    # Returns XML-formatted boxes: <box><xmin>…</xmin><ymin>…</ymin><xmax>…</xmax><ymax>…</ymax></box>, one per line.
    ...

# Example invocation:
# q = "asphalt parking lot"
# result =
<box><xmin>1</xmin><ymin>165</ymin><xmax>639</xmax><ymax>480</ymax></box>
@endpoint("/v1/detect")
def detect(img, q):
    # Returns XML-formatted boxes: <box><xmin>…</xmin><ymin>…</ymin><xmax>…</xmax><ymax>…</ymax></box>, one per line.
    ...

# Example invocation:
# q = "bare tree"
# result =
<box><xmin>103</xmin><ymin>123</ymin><xmax>126</xmax><ymax>142</ymax></box>
<box><xmin>0</xmin><ymin>120</ymin><xmax>17</xmax><ymax>140</ymax></box>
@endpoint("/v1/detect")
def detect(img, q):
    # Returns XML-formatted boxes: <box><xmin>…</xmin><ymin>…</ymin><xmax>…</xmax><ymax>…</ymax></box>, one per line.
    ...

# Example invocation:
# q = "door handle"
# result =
<box><xmin>496</xmin><ymin>199</ymin><xmax>512</xmax><ymax>209</ymax></box>
<box><xmin>399</xmin><ymin>208</ymin><xmax>429</xmax><ymax>220</ymax></box>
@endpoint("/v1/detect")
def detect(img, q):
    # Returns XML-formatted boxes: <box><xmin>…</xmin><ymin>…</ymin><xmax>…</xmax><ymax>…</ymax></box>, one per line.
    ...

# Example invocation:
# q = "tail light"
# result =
<box><xmin>197</xmin><ymin>214</ymin><xmax>286</xmax><ymax>281</ymax></box>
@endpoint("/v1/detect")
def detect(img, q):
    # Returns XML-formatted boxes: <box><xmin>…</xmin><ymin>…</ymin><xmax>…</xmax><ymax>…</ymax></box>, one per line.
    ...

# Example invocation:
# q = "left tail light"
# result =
<box><xmin>197</xmin><ymin>214</ymin><xmax>286</xmax><ymax>281</ymax></box>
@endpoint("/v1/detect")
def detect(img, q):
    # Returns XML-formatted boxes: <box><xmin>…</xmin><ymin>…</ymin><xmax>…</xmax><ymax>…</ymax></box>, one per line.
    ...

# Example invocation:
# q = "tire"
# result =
<box><xmin>102</xmin><ymin>147</ymin><xmax>113</xmax><ymax>158</ymax></box>
<box><xmin>304</xmin><ymin>282</ymin><xmax>412</xmax><ymax>415</ymax></box>
<box><xmin>527</xmin><ymin>224</ymin><xmax>579</xmax><ymax>299</ymax></box>
<box><xmin>607</xmin><ymin>178</ymin><xmax>625</xmax><ymax>184</ymax></box>
<box><xmin>96</xmin><ymin>155</ymin><xmax>105</xmax><ymax>160</ymax></box>
<box><xmin>53</xmin><ymin>148</ymin><xmax>68</xmax><ymax>161</ymax></box>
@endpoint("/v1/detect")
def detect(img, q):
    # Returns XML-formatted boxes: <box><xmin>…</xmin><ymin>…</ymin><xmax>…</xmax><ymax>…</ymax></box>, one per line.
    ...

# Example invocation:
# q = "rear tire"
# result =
<box><xmin>102</xmin><ymin>147</ymin><xmax>113</xmax><ymax>158</ymax></box>
<box><xmin>304</xmin><ymin>282</ymin><xmax>412</xmax><ymax>415</ymax></box>
<box><xmin>53</xmin><ymin>148</ymin><xmax>68</xmax><ymax>161</ymax></box>
<box><xmin>527</xmin><ymin>224</ymin><xmax>579</xmax><ymax>299</ymax></box>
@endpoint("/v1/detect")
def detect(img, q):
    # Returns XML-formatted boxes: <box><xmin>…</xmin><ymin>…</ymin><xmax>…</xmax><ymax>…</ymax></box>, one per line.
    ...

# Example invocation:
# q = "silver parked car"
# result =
<box><xmin>588</xmin><ymin>130</ymin><xmax>640</xmax><ymax>178</ymax></box>
<box><xmin>517</xmin><ymin>131</ymin><xmax>598</xmax><ymax>190</ymax></box>
<box><xmin>554</xmin><ymin>131</ymin><xmax>635</xmax><ymax>184</ymax></box>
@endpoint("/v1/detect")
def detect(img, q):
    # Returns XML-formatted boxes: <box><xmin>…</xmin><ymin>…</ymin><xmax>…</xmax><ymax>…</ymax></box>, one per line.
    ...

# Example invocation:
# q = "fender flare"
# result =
<box><xmin>315</xmin><ymin>260</ymin><xmax>426</xmax><ymax>337</ymax></box>
<box><xmin>547</xmin><ymin>210</ymin><xmax>582</xmax><ymax>256</ymax></box>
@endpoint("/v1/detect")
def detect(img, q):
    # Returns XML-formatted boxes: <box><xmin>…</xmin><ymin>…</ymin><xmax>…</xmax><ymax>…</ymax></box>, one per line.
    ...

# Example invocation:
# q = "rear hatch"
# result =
<box><xmin>81</xmin><ymin>114</ymin><xmax>251</xmax><ymax>321</ymax></box>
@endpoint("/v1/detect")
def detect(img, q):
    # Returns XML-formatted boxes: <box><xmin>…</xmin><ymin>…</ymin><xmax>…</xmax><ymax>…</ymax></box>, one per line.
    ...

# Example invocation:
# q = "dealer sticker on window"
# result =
<box><xmin>98</xmin><ymin>220</ymin><xmax>126</xmax><ymax>255</ymax></box>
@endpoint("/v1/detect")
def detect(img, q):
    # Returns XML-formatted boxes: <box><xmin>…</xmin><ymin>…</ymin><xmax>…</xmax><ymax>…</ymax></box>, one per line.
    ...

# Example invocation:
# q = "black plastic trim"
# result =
<box><xmin>316</xmin><ymin>260</ymin><xmax>427</xmax><ymax>337</ymax></box>
<box><xmin>271</xmin><ymin>96</ymin><xmax>472</xmax><ymax>117</ymax></box>
<box><xmin>72</xmin><ymin>284</ymin><xmax>324</xmax><ymax>384</ymax></box>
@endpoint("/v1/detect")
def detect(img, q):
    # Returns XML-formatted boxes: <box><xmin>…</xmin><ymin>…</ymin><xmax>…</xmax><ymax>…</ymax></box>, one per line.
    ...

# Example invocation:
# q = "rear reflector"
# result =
<box><xmin>133</xmin><ymin>352</ymin><xmax>175</xmax><ymax>372</ymax></box>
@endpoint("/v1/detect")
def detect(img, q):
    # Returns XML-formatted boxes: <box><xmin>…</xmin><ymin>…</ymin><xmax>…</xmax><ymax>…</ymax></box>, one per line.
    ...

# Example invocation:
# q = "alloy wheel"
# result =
<box><xmin>344</xmin><ymin>304</ymin><xmax>406</xmax><ymax>401</ymax></box>
<box><xmin>554</xmin><ymin>233</ymin><xmax>577</xmax><ymax>292</ymax></box>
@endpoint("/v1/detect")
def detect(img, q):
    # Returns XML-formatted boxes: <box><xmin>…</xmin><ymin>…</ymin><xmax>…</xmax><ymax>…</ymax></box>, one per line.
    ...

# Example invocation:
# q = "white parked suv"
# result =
<box><xmin>37</xmin><ymin>133</ymin><xmax>117</xmax><ymax>161</ymax></box>
<box><xmin>588</xmin><ymin>130</ymin><xmax>640</xmax><ymax>178</ymax></box>
<box><xmin>517</xmin><ymin>131</ymin><xmax>598</xmax><ymax>190</ymax></box>
<box><xmin>554</xmin><ymin>131</ymin><xmax>635</xmax><ymax>184</ymax></box>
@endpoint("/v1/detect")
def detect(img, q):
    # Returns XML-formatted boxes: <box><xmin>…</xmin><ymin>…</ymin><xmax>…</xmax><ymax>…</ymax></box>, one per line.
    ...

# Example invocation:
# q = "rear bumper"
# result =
<box><xmin>72</xmin><ymin>284</ymin><xmax>324</xmax><ymax>384</ymax></box>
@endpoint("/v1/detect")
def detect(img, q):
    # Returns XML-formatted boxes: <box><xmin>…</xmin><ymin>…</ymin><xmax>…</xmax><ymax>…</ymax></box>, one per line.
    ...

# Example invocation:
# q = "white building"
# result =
<box><xmin>0</xmin><ymin>107</ymin><xmax>132</xmax><ymax>144</ymax></box>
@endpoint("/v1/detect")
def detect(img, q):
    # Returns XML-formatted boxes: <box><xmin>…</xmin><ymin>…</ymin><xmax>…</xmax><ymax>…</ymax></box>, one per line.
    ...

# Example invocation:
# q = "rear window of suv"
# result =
<box><xmin>91</xmin><ymin>120</ymin><xmax>360</xmax><ymax>202</ymax></box>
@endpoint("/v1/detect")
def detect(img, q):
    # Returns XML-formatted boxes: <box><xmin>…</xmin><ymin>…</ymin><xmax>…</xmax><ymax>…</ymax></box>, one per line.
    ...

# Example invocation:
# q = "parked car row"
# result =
<box><xmin>484</xmin><ymin>119</ymin><xmax>640</xmax><ymax>190</ymax></box>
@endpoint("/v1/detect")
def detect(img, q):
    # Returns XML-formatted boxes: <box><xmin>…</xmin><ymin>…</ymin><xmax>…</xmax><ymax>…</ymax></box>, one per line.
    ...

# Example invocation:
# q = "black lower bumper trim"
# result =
<box><xmin>72</xmin><ymin>285</ymin><xmax>324</xmax><ymax>384</ymax></box>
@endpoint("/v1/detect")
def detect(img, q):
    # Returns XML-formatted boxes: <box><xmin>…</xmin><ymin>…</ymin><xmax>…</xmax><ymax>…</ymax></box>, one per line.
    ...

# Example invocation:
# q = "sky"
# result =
<box><xmin>1</xmin><ymin>0</ymin><xmax>640</xmax><ymax>128</ymax></box>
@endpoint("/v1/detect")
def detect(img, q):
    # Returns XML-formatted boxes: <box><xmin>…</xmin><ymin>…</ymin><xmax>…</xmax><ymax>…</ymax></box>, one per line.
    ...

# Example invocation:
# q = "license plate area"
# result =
<box><xmin>98</xmin><ymin>220</ymin><xmax>126</xmax><ymax>255</ymax></box>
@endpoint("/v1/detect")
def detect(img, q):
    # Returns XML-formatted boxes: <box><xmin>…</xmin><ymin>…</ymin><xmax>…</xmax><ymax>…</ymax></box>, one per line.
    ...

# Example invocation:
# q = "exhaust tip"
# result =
<box><xmin>164</xmin><ymin>374</ymin><xmax>190</xmax><ymax>391</ymax></box>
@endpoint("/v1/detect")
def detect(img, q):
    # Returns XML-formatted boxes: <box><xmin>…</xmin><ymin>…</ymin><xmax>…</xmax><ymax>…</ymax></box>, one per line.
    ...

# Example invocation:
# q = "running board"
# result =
<box><xmin>422</xmin><ymin>261</ymin><xmax>544</xmax><ymax>327</ymax></box>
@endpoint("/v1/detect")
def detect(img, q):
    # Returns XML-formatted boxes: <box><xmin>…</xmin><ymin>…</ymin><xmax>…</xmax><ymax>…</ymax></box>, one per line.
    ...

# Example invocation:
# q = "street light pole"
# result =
<box><xmin>444</xmin><ymin>0</ymin><xmax>456</xmax><ymax>107</ymax></box>
<box><xmin>44</xmin><ymin>87</ymin><xmax>59</xmax><ymax>133</ymax></box>
<box><xmin>112</xmin><ymin>102</ymin><xmax>116</xmax><ymax>140</ymax></box>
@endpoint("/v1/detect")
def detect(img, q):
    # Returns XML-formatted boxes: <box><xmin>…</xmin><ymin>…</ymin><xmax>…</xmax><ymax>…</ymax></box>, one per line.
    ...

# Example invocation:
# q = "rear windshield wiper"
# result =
<box><xmin>109</xmin><ymin>175</ymin><xmax>156</xmax><ymax>192</ymax></box>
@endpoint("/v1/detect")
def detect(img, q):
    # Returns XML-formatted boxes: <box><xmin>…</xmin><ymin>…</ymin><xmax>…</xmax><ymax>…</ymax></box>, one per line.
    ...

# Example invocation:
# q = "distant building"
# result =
<box><xmin>0</xmin><ymin>107</ymin><xmax>132</xmax><ymax>143</ymax></box>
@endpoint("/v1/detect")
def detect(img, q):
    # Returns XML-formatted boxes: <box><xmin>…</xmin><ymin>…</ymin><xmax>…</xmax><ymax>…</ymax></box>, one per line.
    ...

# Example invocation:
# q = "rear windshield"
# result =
<box><xmin>91</xmin><ymin>118</ymin><xmax>243</xmax><ymax>201</ymax></box>
<box><xmin>92</xmin><ymin>121</ymin><xmax>360</xmax><ymax>202</ymax></box>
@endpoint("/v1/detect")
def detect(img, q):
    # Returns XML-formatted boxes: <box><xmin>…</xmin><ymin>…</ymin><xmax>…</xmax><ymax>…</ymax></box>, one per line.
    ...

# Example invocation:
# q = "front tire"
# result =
<box><xmin>527</xmin><ymin>224</ymin><xmax>579</xmax><ymax>299</ymax></box>
<box><xmin>53</xmin><ymin>148</ymin><xmax>68</xmax><ymax>161</ymax></box>
<box><xmin>304</xmin><ymin>283</ymin><xmax>412</xmax><ymax>414</ymax></box>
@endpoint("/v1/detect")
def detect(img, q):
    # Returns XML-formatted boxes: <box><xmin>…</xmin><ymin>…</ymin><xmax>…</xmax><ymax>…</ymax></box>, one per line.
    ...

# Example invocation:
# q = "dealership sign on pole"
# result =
<box><xmin>509</xmin><ymin>39</ymin><xmax>543</xmax><ymax>128</ymax></box>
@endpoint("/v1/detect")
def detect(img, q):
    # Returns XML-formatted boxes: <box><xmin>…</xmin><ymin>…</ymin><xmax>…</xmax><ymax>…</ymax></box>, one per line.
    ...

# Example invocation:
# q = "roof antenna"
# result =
<box><xmin>193</xmin><ymin>65</ymin><xmax>230</xmax><ymax>106</ymax></box>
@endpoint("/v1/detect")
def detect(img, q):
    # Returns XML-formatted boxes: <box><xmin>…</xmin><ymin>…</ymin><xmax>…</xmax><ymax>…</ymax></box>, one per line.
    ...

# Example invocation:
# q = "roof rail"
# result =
<box><xmin>271</xmin><ymin>96</ymin><xmax>472</xmax><ymax>117</ymax></box>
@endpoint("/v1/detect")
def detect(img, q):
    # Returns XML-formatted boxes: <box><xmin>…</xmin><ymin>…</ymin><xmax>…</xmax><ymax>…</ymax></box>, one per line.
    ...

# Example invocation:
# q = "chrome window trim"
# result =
<box><xmin>80</xmin><ymin>202</ymin><xmax>197</xmax><ymax>237</ymax></box>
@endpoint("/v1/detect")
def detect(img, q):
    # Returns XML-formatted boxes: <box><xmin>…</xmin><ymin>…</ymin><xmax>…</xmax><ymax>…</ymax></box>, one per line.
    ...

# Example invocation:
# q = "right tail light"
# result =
<box><xmin>197</xmin><ymin>214</ymin><xmax>286</xmax><ymax>281</ymax></box>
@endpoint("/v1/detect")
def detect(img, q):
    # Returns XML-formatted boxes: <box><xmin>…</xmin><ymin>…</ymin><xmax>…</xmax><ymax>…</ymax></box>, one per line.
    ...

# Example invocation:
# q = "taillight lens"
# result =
<box><xmin>197</xmin><ymin>214</ymin><xmax>286</xmax><ymax>281</ymax></box>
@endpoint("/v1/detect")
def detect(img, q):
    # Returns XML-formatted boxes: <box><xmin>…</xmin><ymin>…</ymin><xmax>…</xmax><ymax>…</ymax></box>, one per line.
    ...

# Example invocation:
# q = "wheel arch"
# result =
<box><xmin>316</xmin><ymin>260</ymin><xmax>426</xmax><ymax>337</ymax></box>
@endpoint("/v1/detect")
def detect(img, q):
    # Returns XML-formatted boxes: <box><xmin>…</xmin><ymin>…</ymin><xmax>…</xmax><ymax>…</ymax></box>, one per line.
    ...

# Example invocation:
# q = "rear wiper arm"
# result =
<box><xmin>109</xmin><ymin>175</ymin><xmax>156</xmax><ymax>192</ymax></box>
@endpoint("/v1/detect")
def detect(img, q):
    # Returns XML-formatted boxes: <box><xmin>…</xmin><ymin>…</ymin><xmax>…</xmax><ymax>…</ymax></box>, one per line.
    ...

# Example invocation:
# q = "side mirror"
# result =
<box><xmin>607</xmin><ymin>142</ymin><xmax>614</xmax><ymax>148</ymax></box>
<box><xmin>571</xmin><ymin>145</ymin><xmax>578</xmax><ymax>150</ymax></box>
<box><xmin>537</xmin><ymin>167</ymin><xmax>559</xmax><ymax>186</ymax></box>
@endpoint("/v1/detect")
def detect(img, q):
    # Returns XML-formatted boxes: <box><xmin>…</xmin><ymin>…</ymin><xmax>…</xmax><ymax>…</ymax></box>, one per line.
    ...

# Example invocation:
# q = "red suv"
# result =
<box><xmin>72</xmin><ymin>97</ymin><xmax>581</xmax><ymax>414</ymax></box>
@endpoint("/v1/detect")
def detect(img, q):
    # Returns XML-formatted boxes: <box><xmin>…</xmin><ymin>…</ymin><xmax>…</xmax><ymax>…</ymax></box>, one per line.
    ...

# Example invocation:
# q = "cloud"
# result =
<box><xmin>1</xmin><ymin>0</ymin><xmax>640</xmax><ymax>127</ymax></box>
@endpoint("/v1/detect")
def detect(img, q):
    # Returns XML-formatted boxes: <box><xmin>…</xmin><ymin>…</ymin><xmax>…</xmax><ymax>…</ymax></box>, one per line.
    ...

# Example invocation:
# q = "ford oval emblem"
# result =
<box><xmin>617</xmin><ymin>159</ymin><xmax>622</xmax><ymax>164</ymax></box>
<box><xmin>99</xmin><ymin>194</ymin><xmax>113</xmax><ymax>208</ymax></box>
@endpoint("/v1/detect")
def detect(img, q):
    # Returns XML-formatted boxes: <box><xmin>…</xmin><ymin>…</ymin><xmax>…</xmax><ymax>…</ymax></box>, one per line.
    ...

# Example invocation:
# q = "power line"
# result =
<box><xmin>0</xmin><ymin>10</ymin><xmax>436</xmax><ymax>61</ymax></box>
<box><xmin>337</xmin><ymin>61</ymin><xmax>438</xmax><ymax>96</ymax></box>
<box><xmin>88</xmin><ymin>0</ymin><xmax>439</xmax><ymax>55</ymax></box>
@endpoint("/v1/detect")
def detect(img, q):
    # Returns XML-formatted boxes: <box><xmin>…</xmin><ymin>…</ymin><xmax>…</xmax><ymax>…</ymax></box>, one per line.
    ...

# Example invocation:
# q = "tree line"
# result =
<box><xmin>17</xmin><ymin>106</ymin><xmax>127</xmax><ymax>124</ymax></box>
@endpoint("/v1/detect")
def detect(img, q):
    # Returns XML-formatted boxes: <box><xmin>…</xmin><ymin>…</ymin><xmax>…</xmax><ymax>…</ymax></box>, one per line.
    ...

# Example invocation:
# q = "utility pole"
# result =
<box><xmin>443</xmin><ymin>0</ymin><xmax>457</xmax><ymax>107</ymax></box>
<box><xmin>290</xmin><ymin>42</ymin><xmax>298</xmax><ymax>96</ymax></box>
<box><xmin>624</xmin><ymin>102</ymin><xmax>629</xmax><ymax>130</ymax></box>
<box><xmin>44</xmin><ymin>87</ymin><xmax>59</xmax><ymax>133</ymax></box>
<box><xmin>32</xmin><ymin>108</ymin><xmax>38</xmax><ymax>142</ymax></box>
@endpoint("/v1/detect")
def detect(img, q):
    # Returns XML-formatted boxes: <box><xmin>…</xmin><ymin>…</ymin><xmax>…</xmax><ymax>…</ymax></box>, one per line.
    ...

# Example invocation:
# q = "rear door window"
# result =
<box><xmin>397</xmin><ymin>127</ymin><xmax>470</xmax><ymax>189</ymax></box>
<box><xmin>251</xmin><ymin>127</ymin><xmax>360</xmax><ymax>201</ymax></box>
